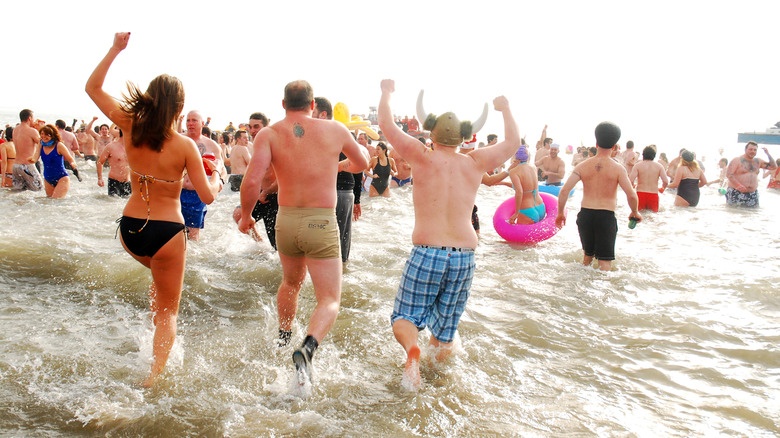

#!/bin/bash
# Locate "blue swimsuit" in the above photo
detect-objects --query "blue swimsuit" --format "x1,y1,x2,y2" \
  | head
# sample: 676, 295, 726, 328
516, 188, 546, 223
41, 144, 69, 187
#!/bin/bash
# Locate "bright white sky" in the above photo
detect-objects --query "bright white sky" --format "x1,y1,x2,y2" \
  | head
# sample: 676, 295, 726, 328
4, 0, 780, 160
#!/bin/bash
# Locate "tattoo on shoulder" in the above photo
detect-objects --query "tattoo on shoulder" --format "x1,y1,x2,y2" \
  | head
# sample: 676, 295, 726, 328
293, 123, 304, 138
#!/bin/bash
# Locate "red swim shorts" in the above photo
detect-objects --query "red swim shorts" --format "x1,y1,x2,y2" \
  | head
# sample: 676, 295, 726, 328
637, 191, 659, 212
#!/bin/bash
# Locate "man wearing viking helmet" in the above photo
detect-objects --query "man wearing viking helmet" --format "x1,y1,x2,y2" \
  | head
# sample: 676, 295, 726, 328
378, 80, 521, 390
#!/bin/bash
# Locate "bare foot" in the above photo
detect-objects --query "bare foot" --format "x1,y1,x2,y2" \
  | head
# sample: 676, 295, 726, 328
401, 345, 421, 391
140, 374, 156, 388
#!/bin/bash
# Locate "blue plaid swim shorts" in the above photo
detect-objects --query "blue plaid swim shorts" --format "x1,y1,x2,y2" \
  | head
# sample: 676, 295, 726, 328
391, 245, 476, 343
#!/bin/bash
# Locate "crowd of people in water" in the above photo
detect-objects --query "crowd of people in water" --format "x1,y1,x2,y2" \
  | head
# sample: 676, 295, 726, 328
2, 32, 778, 392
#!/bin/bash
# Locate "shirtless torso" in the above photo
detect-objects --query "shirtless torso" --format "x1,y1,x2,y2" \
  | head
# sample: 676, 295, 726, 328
228, 144, 251, 175
390, 149, 412, 181
12, 121, 39, 164
630, 159, 668, 194
244, 111, 367, 210
77, 130, 96, 157
537, 154, 565, 185
727, 154, 768, 193
97, 138, 130, 183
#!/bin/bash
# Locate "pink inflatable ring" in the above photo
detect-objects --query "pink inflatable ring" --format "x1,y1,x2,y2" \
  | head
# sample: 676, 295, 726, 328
492, 192, 564, 243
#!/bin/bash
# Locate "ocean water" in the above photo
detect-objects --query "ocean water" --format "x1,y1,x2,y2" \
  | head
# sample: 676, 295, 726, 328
1, 152, 778, 437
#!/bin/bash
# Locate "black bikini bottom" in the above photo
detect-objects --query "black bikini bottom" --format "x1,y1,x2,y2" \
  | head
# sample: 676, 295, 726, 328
119, 216, 186, 257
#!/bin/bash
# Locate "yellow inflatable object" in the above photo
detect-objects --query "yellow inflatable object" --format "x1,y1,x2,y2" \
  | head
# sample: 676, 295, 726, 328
333, 102, 350, 125
334, 102, 380, 140
358, 125, 380, 140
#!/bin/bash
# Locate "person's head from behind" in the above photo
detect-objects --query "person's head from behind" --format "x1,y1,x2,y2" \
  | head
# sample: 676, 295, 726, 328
515, 145, 529, 163
626, 140, 634, 150
681, 150, 698, 170
20, 109, 33, 123
4, 126, 13, 142
283, 80, 313, 111
39, 124, 61, 144
589, 146, 597, 156
313, 97, 333, 120
642, 145, 656, 161
55, 119, 67, 130
660, 152, 668, 161
594, 122, 621, 149
121, 73, 185, 152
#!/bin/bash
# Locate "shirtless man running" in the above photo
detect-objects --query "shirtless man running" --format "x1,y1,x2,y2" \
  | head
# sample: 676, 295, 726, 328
90, 121, 114, 158
238, 80, 368, 385
11, 109, 44, 191
226, 130, 251, 191
97, 128, 131, 197
379, 79, 519, 390
556, 122, 640, 271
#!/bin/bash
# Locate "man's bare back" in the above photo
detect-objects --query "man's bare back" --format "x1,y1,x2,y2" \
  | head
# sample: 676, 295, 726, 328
229, 144, 251, 175
266, 115, 365, 208
13, 123, 39, 163
379, 80, 520, 249
630, 160, 668, 193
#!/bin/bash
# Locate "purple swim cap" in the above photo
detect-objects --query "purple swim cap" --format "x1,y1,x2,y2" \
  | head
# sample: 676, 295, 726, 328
515, 146, 529, 162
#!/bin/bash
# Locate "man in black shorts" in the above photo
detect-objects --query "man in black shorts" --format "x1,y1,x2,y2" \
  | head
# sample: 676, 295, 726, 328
555, 122, 640, 271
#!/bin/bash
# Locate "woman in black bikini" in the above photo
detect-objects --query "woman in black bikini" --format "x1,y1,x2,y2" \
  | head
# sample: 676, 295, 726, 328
86, 32, 223, 387
368, 142, 396, 197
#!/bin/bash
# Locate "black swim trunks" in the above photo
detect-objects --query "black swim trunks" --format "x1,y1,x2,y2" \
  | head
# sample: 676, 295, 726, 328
576, 208, 617, 261
108, 178, 131, 197
228, 174, 243, 192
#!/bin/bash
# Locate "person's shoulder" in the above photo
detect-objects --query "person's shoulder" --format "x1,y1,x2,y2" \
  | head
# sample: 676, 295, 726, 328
172, 132, 197, 150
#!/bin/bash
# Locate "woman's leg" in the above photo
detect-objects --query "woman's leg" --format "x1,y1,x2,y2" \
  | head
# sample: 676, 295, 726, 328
44, 181, 55, 197
51, 177, 70, 199
142, 230, 187, 387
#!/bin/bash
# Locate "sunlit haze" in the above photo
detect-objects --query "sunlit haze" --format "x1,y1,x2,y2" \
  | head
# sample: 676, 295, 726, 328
4, 0, 779, 160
